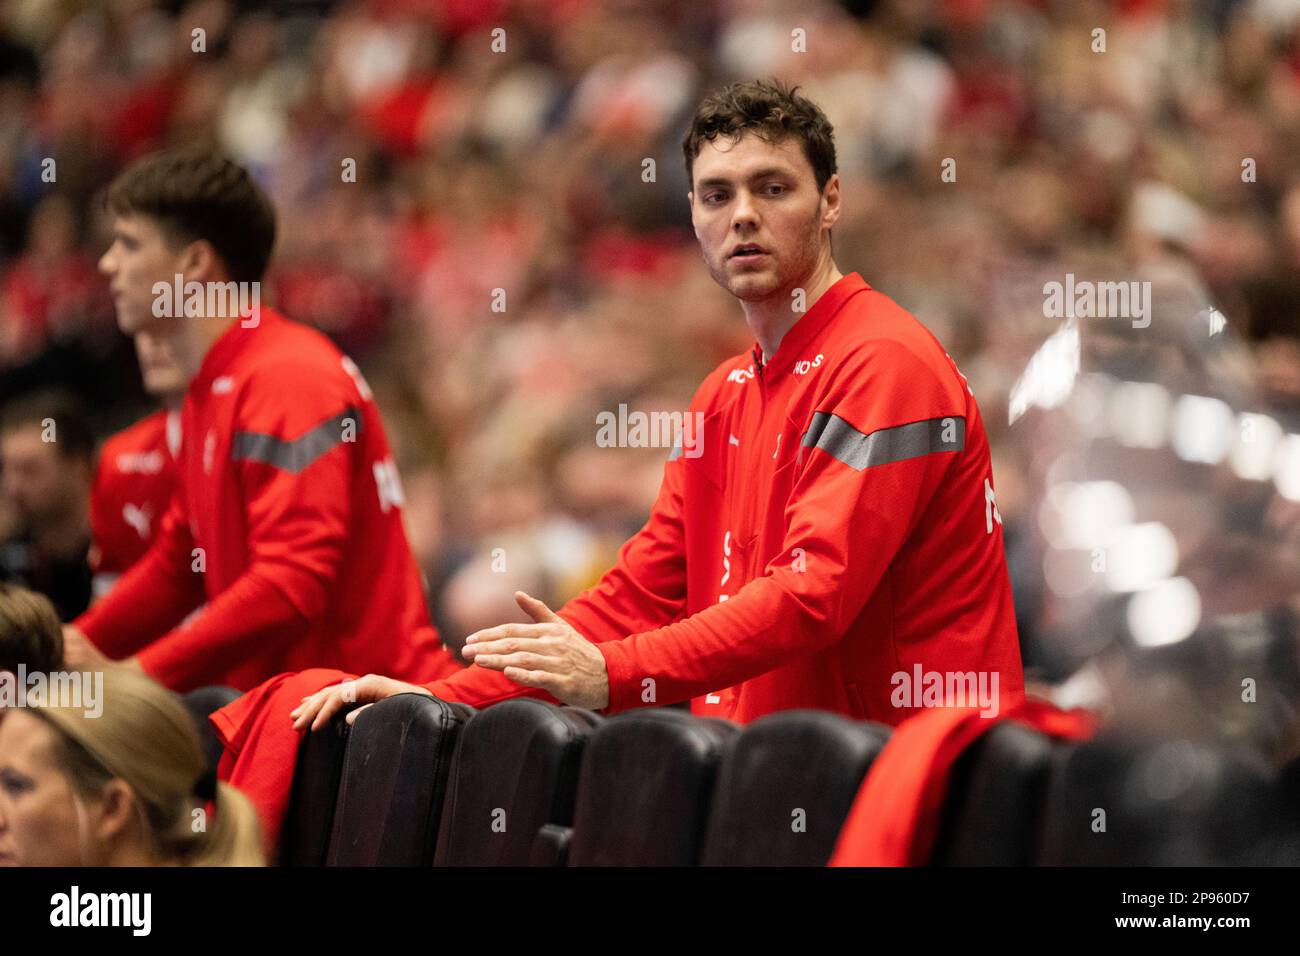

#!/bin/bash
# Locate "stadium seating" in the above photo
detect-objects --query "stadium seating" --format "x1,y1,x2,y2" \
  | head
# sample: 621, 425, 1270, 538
265, 691, 1300, 867
929, 722, 1063, 866
326, 693, 475, 866
279, 707, 352, 867
529, 823, 572, 867
434, 700, 601, 866
699, 710, 891, 866
543, 709, 738, 866
1037, 732, 1282, 865
181, 685, 241, 779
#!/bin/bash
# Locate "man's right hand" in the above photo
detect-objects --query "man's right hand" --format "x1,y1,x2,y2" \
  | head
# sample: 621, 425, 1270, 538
290, 674, 434, 732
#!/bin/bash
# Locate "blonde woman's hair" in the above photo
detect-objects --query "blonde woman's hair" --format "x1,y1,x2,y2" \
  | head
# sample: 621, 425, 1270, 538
30, 665, 264, 866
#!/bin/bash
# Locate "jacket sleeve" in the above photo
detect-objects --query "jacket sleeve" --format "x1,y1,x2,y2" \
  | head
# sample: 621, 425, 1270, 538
595, 342, 968, 713
87, 448, 112, 576
75, 489, 205, 656
134, 369, 357, 690
421, 447, 690, 708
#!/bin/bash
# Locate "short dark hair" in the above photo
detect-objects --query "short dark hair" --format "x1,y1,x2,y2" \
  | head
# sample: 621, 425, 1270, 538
104, 148, 277, 284
683, 79, 838, 193
0, 389, 97, 462
0, 583, 64, 673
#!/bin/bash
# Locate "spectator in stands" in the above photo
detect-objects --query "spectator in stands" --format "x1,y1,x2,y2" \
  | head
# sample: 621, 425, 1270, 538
0, 390, 95, 620
0, 665, 264, 866
0, 582, 63, 681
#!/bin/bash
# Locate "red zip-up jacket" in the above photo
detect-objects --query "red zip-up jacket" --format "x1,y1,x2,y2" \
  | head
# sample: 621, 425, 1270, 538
423, 272, 1024, 725
75, 308, 458, 692
89, 409, 180, 598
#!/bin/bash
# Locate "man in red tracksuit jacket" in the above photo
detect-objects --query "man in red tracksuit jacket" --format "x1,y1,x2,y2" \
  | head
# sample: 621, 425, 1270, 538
88, 331, 186, 600
89, 407, 178, 599
292, 79, 1024, 732
64, 149, 454, 691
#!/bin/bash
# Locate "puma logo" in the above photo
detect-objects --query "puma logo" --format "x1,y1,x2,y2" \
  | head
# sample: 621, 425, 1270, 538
122, 503, 152, 540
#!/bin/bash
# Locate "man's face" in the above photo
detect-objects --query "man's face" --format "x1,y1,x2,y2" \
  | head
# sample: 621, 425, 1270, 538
0, 426, 88, 528
98, 214, 186, 336
689, 132, 840, 303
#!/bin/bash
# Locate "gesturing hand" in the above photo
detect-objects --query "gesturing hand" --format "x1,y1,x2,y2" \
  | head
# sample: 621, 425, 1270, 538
462, 591, 609, 710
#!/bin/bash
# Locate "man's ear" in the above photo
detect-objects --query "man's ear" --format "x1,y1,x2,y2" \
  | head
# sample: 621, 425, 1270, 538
821, 174, 842, 231
179, 238, 220, 284
687, 191, 698, 236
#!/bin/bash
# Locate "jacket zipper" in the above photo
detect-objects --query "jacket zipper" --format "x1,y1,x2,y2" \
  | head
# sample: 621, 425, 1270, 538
744, 347, 768, 578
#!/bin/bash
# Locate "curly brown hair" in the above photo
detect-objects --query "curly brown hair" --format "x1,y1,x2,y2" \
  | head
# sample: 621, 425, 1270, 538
682, 78, 838, 193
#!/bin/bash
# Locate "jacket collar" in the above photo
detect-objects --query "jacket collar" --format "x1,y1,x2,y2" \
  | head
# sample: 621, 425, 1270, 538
752, 272, 871, 377
191, 307, 280, 396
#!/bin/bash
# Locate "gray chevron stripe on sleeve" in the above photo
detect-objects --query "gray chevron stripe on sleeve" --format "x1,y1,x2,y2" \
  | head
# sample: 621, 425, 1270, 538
800, 412, 965, 471
231, 406, 362, 474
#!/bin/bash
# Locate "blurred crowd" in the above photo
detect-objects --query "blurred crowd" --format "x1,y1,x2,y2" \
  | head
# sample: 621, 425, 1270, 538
3, 0, 1300, 681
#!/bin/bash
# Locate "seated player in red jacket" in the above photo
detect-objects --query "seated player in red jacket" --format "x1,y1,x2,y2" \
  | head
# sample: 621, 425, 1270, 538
293, 79, 1024, 730
88, 330, 185, 602
62, 148, 457, 692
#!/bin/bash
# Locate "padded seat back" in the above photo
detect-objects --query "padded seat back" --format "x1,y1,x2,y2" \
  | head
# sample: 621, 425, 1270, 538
566, 709, 736, 866
280, 714, 351, 867
180, 685, 242, 778
326, 693, 475, 866
1038, 732, 1279, 865
434, 700, 602, 865
700, 710, 890, 866
930, 722, 1058, 866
